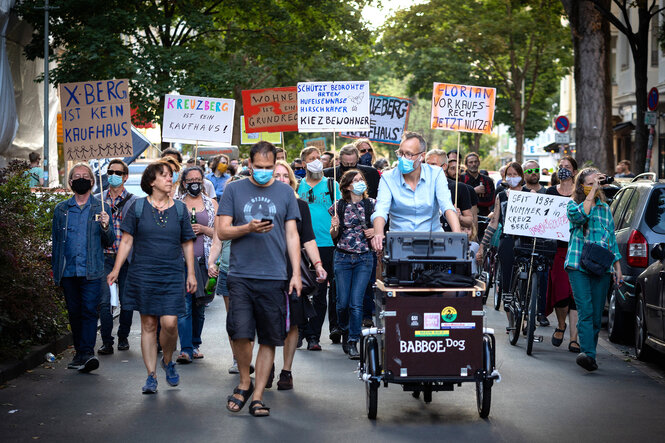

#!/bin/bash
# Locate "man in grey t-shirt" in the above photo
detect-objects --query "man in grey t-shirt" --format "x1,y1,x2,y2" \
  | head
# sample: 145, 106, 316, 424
217, 141, 301, 417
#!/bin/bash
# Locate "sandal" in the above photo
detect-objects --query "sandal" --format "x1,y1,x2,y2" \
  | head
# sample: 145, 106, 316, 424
249, 400, 270, 417
551, 324, 567, 347
568, 340, 580, 353
226, 382, 254, 413
176, 352, 192, 364
193, 348, 204, 359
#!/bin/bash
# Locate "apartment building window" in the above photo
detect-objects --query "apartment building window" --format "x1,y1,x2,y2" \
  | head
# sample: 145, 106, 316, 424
621, 34, 630, 71
652, 20, 659, 67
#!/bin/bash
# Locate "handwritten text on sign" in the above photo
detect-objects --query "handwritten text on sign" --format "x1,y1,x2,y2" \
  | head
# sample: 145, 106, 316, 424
297, 81, 370, 132
341, 94, 411, 145
503, 191, 571, 242
162, 94, 235, 144
241, 87, 297, 133
430, 83, 496, 134
59, 79, 133, 161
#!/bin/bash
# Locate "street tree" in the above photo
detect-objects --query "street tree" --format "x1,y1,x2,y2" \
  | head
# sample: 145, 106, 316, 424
382, 0, 572, 164
590, 0, 665, 174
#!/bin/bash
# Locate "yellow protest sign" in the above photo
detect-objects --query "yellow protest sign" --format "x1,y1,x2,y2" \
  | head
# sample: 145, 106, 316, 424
240, 116, 282, 145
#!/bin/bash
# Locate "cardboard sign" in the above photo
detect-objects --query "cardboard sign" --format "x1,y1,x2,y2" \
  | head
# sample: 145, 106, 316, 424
430, 82, 496, 134
241, 87, 298, 133
303, 137, 326, 152
59, 79, 133, 161
162, 94, 235, 144
503, 191, 571, 242
297, 81, 370, 132
240, 116, 282, 145
340, 94, 411, 145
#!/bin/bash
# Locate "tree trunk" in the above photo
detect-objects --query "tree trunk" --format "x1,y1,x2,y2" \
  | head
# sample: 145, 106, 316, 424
232, 84, 243, 147
513, 101, 524, 164
562, 0, 613, 173
632, 6, 652, 174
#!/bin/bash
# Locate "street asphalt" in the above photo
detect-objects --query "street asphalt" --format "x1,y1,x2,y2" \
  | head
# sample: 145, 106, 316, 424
2, 291, 665, 442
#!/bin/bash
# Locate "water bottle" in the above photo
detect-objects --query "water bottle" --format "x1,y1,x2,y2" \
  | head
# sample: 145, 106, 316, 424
45, 352, 55, 362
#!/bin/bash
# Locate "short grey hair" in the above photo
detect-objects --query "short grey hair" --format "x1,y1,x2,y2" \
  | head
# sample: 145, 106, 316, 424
401, 131, 427, 152
425, 149, 447, 165
339, 144, 359, 159
522, 159, 539, 169
68, 162, 95, 181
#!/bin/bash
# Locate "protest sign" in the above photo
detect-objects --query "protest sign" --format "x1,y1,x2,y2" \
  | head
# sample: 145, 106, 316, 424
297, 81, 370, 132
162, 94, 235, 145
304, 137, 326, 152
240, 117, 282, 145
59, 79, 133, 161
341, 94, 411, 145
503, 191, 571, 242
241, 87, 298, 133
430, 83, 496, 134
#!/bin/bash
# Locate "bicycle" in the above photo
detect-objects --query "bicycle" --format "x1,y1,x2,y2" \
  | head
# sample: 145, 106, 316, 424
505, 237, 555, 355
482, 245, 501, 308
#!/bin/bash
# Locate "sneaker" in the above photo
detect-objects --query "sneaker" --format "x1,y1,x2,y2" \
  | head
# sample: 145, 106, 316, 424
329, 328, 342, 344
576, 353, 598, 372
117, 338, 130, 351
537, 314, 550, 327
347, 342, 360, 360
228, 359, 239, 374
78, 355, 99, 373
67, 354, 83, 370
307, 337, 322, 351
142, 373, 158, 394
161, 358, 180, 386
297, 334, 304, 349
265, 363, 275, 389
97, 343, 114, 355
277, 370, 293, 390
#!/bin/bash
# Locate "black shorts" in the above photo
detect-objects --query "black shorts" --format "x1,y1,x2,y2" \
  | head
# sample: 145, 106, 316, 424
226, 276, 287, 346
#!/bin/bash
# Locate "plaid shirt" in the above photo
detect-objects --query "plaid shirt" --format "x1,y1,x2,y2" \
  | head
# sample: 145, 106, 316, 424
104, 189, 128, 254
564, 199, 621, 272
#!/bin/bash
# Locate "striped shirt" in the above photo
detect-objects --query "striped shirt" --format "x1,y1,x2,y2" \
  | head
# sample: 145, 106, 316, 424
564, 199, 621, 272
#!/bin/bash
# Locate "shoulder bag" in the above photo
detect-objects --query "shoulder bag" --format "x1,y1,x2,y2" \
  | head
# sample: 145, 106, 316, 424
580, 221, 615, 276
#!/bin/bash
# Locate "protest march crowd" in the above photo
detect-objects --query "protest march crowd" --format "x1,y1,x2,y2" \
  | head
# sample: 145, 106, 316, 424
51, 131, 622, 417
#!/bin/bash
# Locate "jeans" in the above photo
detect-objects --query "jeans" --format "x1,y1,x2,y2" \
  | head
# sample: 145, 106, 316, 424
304, 246, 336, 340
567, 269, 612, 359
177, 259, 207, 357
362, 253, 377, 320
61, 277, 102, 357
334, 250, 374, 343
99, 254, 133, 344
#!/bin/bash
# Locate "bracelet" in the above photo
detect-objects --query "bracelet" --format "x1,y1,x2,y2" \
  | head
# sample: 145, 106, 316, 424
313, 260, 322, 267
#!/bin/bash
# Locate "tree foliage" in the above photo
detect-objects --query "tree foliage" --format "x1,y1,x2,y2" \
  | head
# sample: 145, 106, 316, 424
382, 0, 572, 163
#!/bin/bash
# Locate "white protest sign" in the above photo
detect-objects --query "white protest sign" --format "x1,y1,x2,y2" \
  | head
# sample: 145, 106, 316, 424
503, 191, 571, 242
297, 81, 370, 132
430, 82, 496, 134
162, 94, 235, 144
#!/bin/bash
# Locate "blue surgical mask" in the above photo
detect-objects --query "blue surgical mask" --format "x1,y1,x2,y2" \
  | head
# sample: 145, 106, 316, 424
107, 174, 123, 187
253, 168, 273, 185
398, 156, 415, 175
172, 172, 179, 183
352, 181, 367, 195
294, 169, 306, 179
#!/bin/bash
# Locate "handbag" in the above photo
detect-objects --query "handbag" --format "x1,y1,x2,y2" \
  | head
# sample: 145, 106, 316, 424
289, 290, 317, 325
192, 257, 214, 306
300, 248, 318, 296
580, 242, 615, 276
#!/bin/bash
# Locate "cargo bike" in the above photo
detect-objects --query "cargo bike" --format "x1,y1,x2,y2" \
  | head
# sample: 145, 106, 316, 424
359, 232, 500, 419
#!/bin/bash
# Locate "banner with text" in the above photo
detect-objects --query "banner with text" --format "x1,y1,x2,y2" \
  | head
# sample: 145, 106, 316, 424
341, 94, 411, 145
430, 83, 496, 134
297, 81, 370, 132
240, 116, 282, 145
59, 79, 133, 161
503, 191, 571, 242
162, 94, 235, 144
241, 87, 297, 133
303, 137, 326, 152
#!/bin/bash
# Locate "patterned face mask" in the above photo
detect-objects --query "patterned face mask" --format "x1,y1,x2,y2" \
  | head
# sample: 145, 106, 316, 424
558, 168, 573, 180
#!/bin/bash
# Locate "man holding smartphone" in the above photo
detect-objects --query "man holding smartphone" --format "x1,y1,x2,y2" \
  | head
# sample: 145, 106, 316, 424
217, 141, 302, 417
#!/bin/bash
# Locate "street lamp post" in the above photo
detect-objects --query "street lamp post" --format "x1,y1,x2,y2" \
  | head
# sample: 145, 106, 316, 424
35, 0, 56, 186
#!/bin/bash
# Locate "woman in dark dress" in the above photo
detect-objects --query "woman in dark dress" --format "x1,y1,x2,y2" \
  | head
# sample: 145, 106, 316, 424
108, 160, 197, 393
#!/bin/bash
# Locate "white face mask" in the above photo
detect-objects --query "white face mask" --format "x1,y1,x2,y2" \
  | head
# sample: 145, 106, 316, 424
506, 176, 522, 188
306, 159, 323, 173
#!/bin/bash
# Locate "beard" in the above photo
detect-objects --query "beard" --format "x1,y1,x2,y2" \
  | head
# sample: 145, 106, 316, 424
307, 170, 324, 180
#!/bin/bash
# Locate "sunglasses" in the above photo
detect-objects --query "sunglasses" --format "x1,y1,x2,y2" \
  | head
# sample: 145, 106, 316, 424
294, 167, 304, 171
307, 189, 315, 203
524, 168, 540, 174
359, 148, 373, 154
107, 170, 125, 176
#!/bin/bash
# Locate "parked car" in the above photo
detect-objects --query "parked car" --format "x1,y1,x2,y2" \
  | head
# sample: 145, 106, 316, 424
634, 243, 665, 360
607, 173, 665, 342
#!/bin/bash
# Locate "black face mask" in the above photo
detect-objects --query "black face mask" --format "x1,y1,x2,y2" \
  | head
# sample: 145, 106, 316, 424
71, 177, 92, 195
339, 163, 357, 174
186, 182, 202, 197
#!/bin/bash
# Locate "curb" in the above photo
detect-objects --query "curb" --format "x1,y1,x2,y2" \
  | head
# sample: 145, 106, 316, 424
0, 333, 73, 385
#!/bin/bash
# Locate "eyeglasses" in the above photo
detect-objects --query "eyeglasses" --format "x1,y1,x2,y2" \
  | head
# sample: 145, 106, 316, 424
395, 150, 422, 160
72, 174, 91, 180
359, 148, 373, 154
524, 168, 540, 174
107, 170, 125, 176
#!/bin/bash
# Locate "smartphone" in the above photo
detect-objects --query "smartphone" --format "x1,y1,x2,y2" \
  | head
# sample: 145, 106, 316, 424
260, 218, 273, 225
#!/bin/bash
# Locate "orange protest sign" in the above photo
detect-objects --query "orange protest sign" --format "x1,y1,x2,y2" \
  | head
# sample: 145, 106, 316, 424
430, 83, 496, 134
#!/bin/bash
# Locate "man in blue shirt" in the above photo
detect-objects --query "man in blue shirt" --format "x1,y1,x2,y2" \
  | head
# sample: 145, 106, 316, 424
371, 132, 461, 252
